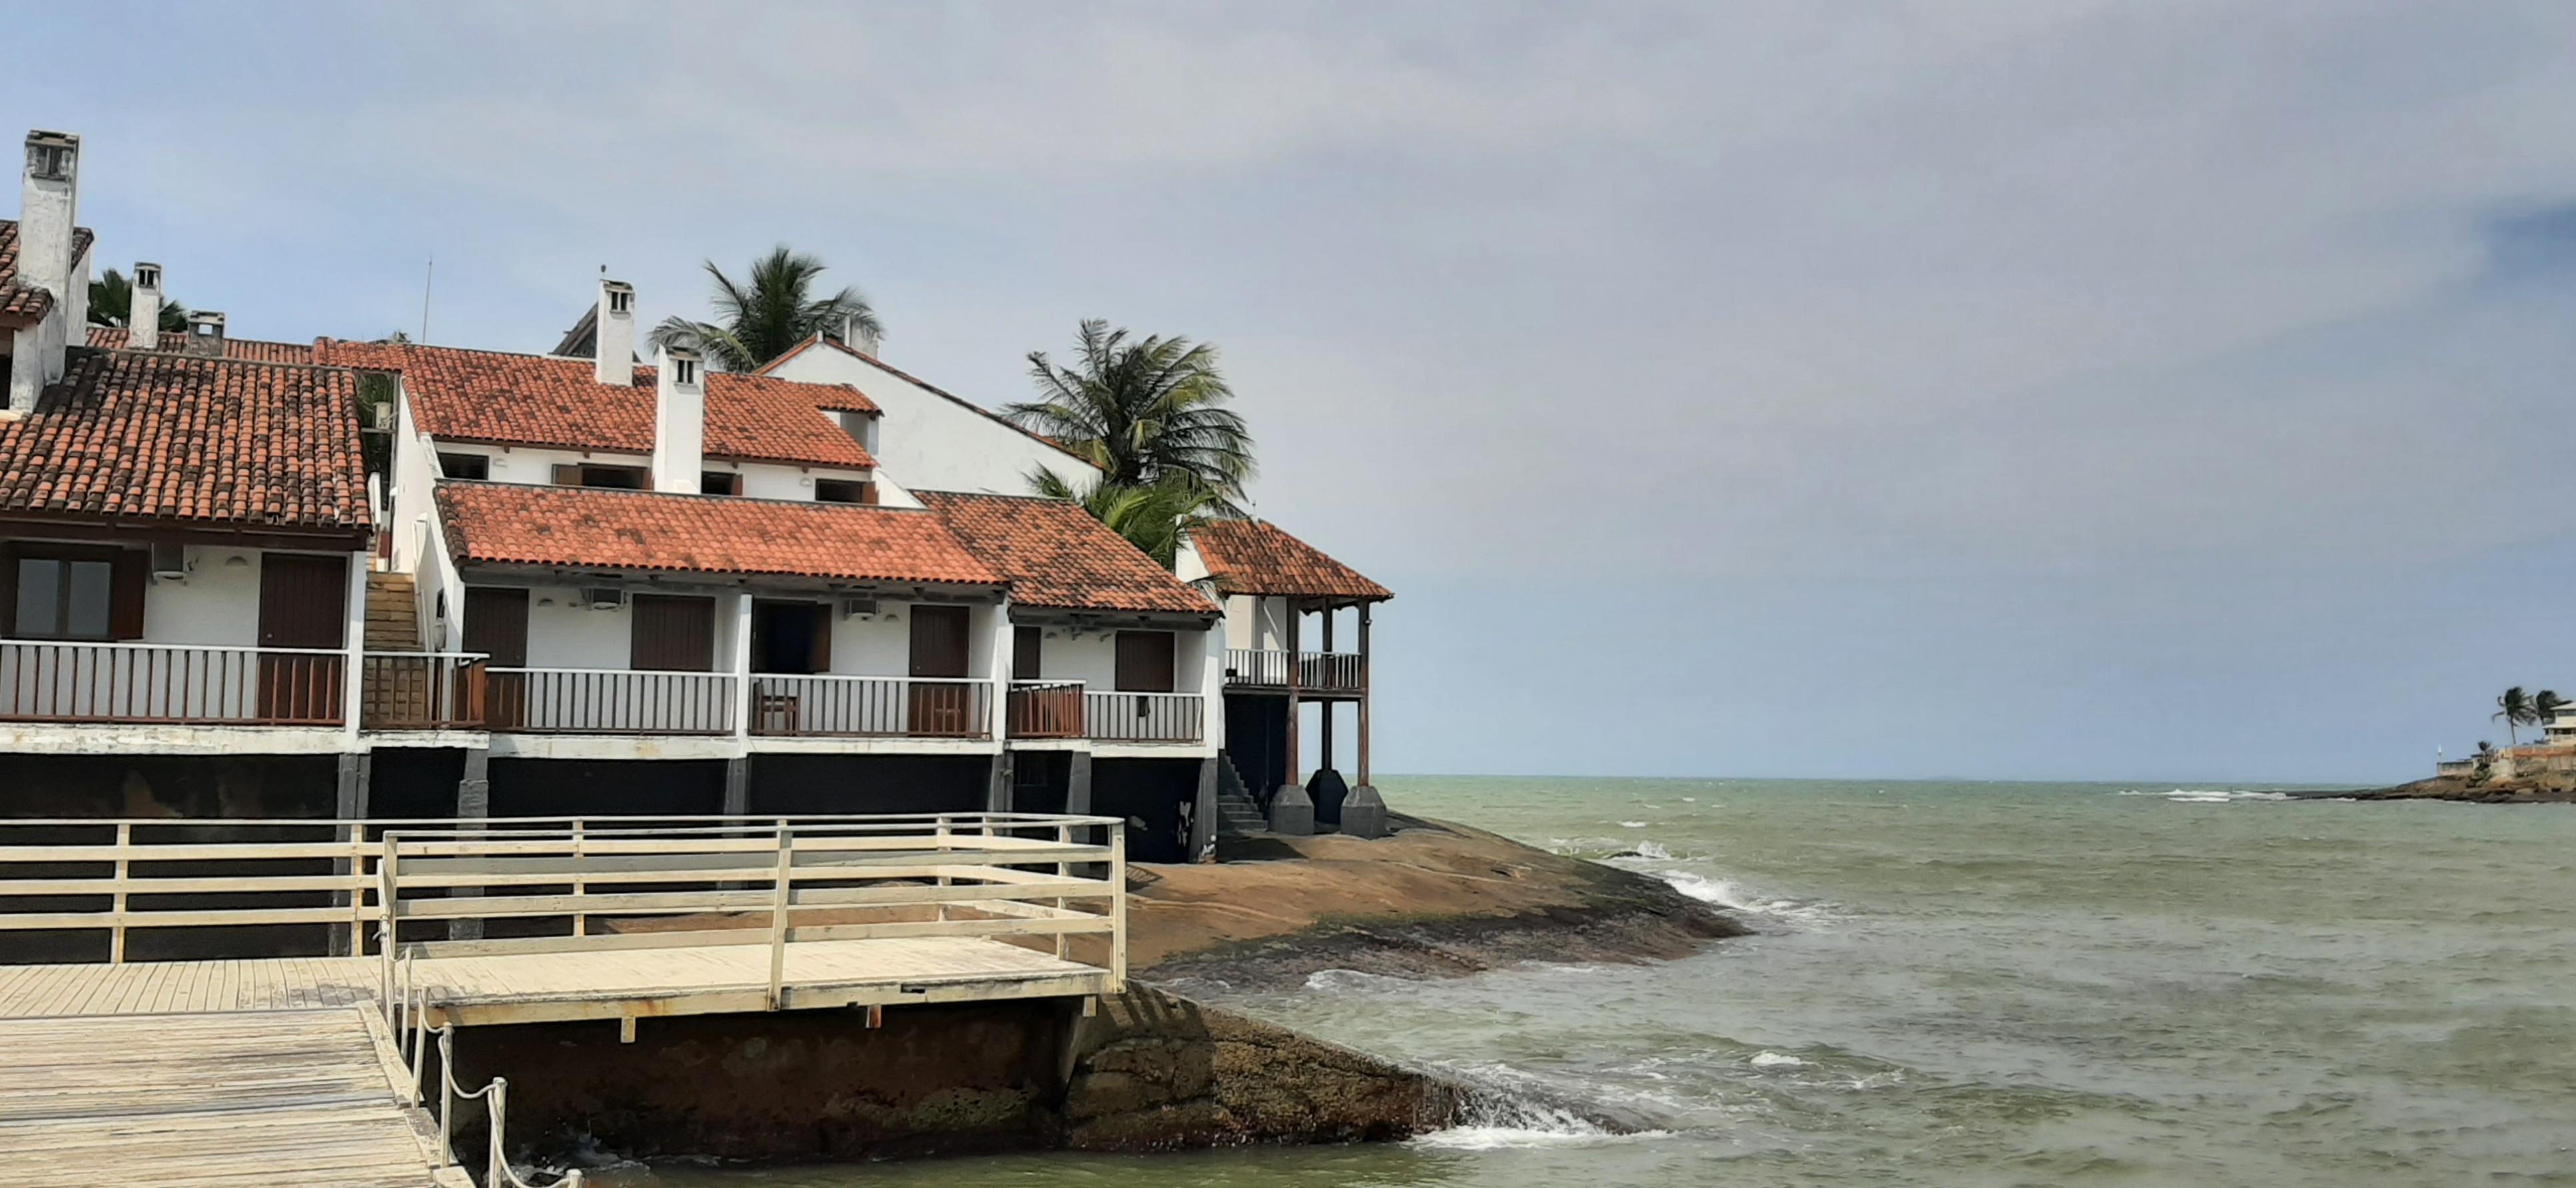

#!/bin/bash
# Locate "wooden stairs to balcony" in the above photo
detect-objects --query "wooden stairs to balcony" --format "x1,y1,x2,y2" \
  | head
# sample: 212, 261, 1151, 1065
363, 572, 421, 652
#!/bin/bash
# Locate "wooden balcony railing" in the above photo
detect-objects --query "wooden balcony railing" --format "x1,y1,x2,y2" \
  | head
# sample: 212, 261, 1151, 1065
1007, 680, 1085, 739
0, 641, 346, 727
1084, 691, 1204, 743
749, 675, 993, 739
1222, 647, 1363, 694
361, 653, 487, 731
485, 667, 735, 735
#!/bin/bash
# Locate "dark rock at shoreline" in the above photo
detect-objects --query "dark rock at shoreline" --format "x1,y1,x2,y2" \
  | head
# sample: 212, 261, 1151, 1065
2305, 776, 2576, 804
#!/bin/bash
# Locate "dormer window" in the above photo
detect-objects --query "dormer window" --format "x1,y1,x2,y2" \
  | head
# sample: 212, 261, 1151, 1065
673, 358, 699, 386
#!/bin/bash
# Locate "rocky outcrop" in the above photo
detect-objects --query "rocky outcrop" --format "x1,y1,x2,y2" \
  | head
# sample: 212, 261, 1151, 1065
1063, 986, 1461, 1149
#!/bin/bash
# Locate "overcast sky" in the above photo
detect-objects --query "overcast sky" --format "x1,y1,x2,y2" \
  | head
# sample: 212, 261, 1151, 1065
31, 3, 2576, 782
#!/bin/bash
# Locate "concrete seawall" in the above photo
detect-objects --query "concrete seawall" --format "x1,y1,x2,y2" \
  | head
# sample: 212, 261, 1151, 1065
449, 986, 1464, 1165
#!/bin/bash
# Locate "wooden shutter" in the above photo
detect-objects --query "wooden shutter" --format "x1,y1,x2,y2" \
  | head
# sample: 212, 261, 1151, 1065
1013, 625, 1041, 681
858, 481, 879, 505
256, 553, 350, 649
907, 605, 970, 678
1114, 630, 1176, 693
631, 594, 716, 672
461, 587, 530, 666
0, 543, 17, 638
553, 464, 582, 485
109, 548, 147, 640
807, 602, 833, 672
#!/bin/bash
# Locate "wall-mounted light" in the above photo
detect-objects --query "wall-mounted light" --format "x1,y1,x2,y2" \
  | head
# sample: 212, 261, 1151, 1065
537, 597, 556, 607
222, 554, 250, 568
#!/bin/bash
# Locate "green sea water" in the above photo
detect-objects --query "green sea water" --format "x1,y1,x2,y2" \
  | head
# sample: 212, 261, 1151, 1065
593, 776, 2576, 1187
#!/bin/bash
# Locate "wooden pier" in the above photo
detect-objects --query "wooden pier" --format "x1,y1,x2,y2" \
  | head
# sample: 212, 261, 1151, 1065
0, 813, 1128, 1187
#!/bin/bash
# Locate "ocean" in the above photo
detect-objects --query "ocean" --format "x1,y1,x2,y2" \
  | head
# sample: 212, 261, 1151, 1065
595, 776, 2576, 1186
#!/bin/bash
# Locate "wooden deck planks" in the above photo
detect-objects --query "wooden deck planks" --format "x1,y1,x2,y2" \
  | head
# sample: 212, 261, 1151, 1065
0, 1008, 445, 1188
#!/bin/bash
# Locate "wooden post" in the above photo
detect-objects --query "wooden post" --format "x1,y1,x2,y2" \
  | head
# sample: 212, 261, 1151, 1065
1357, 603, 1372, 787
109, 822, 129, 964
1318, 607, 1334, 774
1108, 824, 1127, 992
1053, 822, 1071, 960
935, 816, 951, 922
765, 820, 793, 1010
570, 820, 588, 938
1268, 599, 1314, 834
1283, 601, 1301, 788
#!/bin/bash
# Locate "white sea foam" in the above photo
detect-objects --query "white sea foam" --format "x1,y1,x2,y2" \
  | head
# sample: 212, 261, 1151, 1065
1657, 871, 1837, 924
1630, 839, 1678, 861
1303, 968, 1406, 993
1749, 1051, 1809, 1067
1619, 820, 1650, 828
1414, 1095, 1659, 1150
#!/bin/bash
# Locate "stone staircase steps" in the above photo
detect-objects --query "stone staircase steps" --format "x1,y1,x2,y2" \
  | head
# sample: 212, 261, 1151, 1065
1214, 753, 1268, 835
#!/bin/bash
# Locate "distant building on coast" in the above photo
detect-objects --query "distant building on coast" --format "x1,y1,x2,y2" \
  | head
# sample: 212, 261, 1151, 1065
0, 128, 1390, 860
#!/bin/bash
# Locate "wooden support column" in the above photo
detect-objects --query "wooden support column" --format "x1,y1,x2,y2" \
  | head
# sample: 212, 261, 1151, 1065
1268, 598, 1313, 834
330, 752, 370, 956
450, 747, 489, 940
1318, 607, 1334, 774
1342, 601, 1388, 839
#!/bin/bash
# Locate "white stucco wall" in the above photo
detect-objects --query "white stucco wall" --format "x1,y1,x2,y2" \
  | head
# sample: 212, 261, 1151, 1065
761, 344, 1094, 497
427, 442, 870, 499
0, 542, 355, 649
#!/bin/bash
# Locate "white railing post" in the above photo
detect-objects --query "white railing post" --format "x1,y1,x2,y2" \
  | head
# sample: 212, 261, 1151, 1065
765, 820, 793, 1010
1108, 823, 1127, 992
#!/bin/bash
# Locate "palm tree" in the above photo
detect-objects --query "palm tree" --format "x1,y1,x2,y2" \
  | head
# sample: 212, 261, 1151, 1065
647, 246, 877, 372
1005, 320, 1254, 511
2533, 689, 2566, 735
1030, 469, 1220, 569
2495, 687, 2533, 746
86, 268, 189, 332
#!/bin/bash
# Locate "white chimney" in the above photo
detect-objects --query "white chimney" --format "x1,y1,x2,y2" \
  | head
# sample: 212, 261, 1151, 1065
651, 344, 705, 493
186, 310, 225, 358
841, 312, 879, 359
8, 130, 79, 412
130, 262, 163, 351
594, 278, 635, 385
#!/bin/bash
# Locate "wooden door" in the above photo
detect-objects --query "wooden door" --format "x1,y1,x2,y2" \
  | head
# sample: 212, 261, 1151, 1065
1114, 631, 1176, 692
908, 605, 972, 736
256, 553, 348, 723
464, 587, 530, 729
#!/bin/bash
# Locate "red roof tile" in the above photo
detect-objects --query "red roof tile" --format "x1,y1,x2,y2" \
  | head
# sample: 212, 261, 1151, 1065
1187, 519, 1390, 601
87, 325, 316, 364
313, 341, 877, 469
0, 350, 370, 535
436, 483, 1000, 585
917, 491, 1215, 616
0, 220, 95, 326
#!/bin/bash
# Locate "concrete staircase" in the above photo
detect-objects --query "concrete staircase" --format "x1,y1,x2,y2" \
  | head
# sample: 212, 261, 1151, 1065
363, 571, 422, 652
1213, 753, 1268, 836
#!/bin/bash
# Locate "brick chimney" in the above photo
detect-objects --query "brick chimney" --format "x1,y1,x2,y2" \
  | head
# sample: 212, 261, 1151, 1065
595, 278, 634, 385
130, 262, 163, 351
185, 310, 225, 358
7, 130, 79, 412
651, 344, 705, 493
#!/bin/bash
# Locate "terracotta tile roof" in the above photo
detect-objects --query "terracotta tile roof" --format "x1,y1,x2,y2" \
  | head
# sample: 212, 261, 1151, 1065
0, 220, 95, 326
436, 482, 1000, 585
1187, 519, 1390, 601
917, 490, 1216, 616
312, 340, 877, 469
0, 350, 370, 535
87, 326, 316, 364
758, 334, 1097, 465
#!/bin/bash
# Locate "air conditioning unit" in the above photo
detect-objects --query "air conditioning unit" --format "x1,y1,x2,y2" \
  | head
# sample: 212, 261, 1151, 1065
839, 597, 880, 620
148, 543, 187, 583
580, 587, 627, 611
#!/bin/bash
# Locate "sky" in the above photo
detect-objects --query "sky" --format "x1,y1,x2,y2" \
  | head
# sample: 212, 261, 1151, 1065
24, 2, 2576, 783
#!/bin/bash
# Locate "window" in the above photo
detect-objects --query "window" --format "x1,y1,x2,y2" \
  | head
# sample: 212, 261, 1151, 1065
607, 288, 632, 314
5, 545, 141, 641
551, 463, 649, 489
700, 471, 742, 496
814, 479, 875, 505
438, 451, 490, 480
672, 358, 699, 385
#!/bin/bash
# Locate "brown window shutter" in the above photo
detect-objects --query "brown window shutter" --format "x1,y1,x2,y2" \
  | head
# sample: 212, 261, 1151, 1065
807, 602, 833, 672
858, 481, 879, 505
0, 543, 18, 637
109, 548, 149, 640
1013, 625, 1041, 681
554, 463, 582, 485
1114, 630, 1176, 693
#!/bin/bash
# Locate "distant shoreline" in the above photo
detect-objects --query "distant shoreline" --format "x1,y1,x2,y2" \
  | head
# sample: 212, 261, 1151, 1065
2298, 776, 2576, 805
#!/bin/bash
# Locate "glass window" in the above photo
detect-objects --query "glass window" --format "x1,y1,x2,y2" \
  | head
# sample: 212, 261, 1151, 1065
65, 561, 111, 637
14, 559, 59, 637
437, 452, 490, 480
